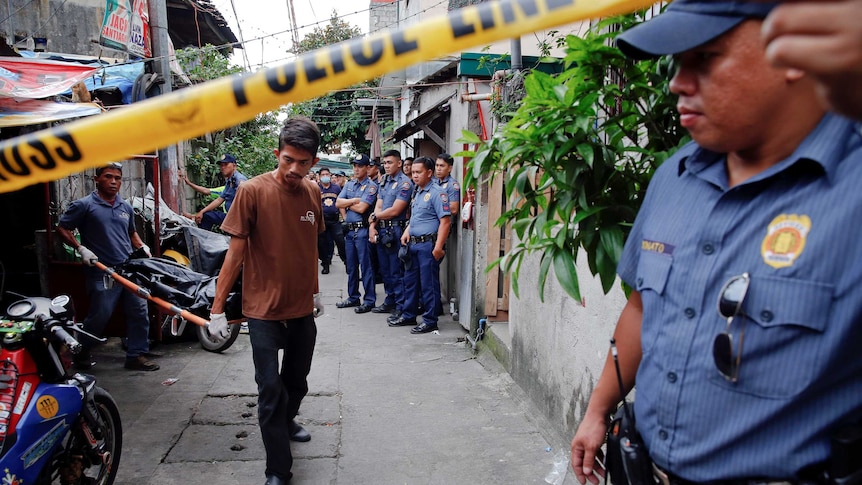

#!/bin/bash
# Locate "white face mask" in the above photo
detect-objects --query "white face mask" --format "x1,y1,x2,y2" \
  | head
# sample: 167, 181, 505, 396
320, 176, 331, 184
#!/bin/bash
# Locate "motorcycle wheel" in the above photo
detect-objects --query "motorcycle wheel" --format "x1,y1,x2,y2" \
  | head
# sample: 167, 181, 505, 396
49, 387, 122, 485
196, 320, 241, 353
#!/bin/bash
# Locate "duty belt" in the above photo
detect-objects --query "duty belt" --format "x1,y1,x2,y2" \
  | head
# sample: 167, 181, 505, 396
653, 464, 795, 485
410, 234, 436, 243
345, 221, 367, 231
378, 220, 407, 228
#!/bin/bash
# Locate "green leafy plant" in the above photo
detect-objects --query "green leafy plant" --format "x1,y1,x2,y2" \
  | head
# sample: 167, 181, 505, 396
460, 11, 688, 302
176, 45, 285, 207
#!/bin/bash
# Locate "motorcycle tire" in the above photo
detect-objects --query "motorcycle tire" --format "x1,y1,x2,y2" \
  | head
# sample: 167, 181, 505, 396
47, 387, 122, 485
196, 320, 241, 353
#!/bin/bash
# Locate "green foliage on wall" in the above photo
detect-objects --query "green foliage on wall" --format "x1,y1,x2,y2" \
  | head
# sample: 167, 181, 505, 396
461, 12, 689, 302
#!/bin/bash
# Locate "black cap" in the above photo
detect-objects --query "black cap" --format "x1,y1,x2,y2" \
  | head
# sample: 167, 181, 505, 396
616, 0, 779, 60
352, 154, 371, 166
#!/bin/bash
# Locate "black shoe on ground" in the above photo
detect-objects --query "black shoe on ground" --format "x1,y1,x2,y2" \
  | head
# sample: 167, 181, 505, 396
386, 311, 403, 324
321, 265, 330, 275
388, 316, 417, 327
264, 474, 290, 485
72, 349, 94, 370
124, 355, 160, 371
288, 419, 311, 442
354, 304, 374, 314
410, 322, 438, 334
371, 303, 395, 314
336, 299, 360, 309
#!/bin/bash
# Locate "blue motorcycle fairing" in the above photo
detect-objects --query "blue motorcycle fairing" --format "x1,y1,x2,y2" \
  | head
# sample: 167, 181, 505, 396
0, 383, 83, 483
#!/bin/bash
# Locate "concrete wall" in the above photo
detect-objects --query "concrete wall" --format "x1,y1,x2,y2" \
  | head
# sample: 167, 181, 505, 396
0, 0, 113, 57
508, 250, 627, 438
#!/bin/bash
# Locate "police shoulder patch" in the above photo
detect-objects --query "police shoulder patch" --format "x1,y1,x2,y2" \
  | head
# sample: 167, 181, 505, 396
452, 182, 460, 190
440, 193, 449, 202
401, 182, 411, 190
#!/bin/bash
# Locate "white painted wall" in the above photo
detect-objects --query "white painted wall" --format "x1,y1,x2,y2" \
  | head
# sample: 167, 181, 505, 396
508, 249, 627, 438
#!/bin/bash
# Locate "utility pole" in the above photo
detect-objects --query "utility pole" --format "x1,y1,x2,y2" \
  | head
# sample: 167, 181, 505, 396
147, 0, 179, 211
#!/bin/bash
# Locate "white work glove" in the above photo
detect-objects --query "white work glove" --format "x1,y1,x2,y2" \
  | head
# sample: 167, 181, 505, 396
207, 313, 230, 339
313, 293, 324, 318
77, 245, 98, 266
141, 243, 152, 257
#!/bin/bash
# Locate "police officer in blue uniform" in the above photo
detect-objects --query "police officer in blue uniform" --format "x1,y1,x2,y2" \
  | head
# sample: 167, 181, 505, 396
369, 150, 413, 318
317, 166, 345, 274
335, 154, 378, 313
435, 153, 460, 216
390, 157, 451, 334
571, 2, 862, 484
194, 153, 247, 231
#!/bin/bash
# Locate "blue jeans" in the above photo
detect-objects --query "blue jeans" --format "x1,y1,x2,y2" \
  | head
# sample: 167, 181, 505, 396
376, 226, 404, 309
82, 269, 150, 358
200, 210, 226, 231
248, 315, 317, 482
345, 227, 376, 305
402, 240, 441, 325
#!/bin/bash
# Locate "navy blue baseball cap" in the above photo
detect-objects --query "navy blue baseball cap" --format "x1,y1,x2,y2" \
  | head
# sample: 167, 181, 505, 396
217, 153, 237, 164
616, 1, 779, 60
352, 154, 371, 166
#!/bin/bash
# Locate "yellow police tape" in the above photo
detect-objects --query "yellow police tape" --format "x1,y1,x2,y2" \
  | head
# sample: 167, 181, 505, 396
0, 0, 655, 193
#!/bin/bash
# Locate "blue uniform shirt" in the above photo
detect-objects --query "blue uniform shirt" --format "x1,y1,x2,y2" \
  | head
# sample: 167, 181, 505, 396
338, 177, 378, 223
618, 114, 862, 481
408, 183, 450, 236
221, 171, 247, 212
319, 183, 342, 217
378, 172, 413, 221
436, 175, 460, 207
58, 191, 135, 266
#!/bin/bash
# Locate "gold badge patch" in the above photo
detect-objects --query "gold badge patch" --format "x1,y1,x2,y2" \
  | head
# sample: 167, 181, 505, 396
423, 193, 431, 202
761, 214, 811, 269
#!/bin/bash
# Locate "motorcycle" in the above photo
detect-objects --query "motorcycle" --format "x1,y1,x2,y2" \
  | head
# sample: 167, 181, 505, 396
0, 294, 122, 484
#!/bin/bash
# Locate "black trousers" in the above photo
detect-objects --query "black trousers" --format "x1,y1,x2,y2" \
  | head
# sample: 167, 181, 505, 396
318, 216, 345, 265
248, 315, 317, 481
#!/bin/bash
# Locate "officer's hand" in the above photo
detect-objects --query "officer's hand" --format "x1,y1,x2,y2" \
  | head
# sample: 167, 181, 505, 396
369, 226, 378, 244
432, 247, 445, 261
400, 232, 410, 245
570, 411, 608, 485
77, 245, 98, 266
194, 212, 204, 224
313, 293, 324, 318
207, 313, 230, 339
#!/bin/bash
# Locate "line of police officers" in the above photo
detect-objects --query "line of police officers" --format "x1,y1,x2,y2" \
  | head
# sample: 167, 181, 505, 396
320, 150, 460, 334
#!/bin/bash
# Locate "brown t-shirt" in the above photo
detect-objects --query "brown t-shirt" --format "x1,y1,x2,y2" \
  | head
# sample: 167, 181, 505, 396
220, 173, 324, 320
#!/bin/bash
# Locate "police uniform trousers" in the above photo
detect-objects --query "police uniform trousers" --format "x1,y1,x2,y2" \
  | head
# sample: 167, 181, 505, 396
345, 227, 376, 305
402, 240, 441, 325
376, 226, 405, 310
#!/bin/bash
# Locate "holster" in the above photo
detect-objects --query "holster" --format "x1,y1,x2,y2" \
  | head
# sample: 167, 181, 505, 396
605, 402, 655, 485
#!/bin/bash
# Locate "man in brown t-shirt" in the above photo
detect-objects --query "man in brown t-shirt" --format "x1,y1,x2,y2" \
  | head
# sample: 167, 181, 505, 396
209, 116, 324, 485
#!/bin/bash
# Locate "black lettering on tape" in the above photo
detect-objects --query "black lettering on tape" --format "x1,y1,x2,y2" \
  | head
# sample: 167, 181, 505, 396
500, 0, 539, 23
232, 75, 249, 107
350, 38, 384, 67
450, 9, 476, 38
478, 3, 496, 29
266, 63, 298, 94
391, 31, 419, 56
25, 140, 56, 169
1, 146, 32, 177
547, 0, 576, 11
329, 45, 346, 74
303, 55, 327, 83
53, 132, 82, 164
